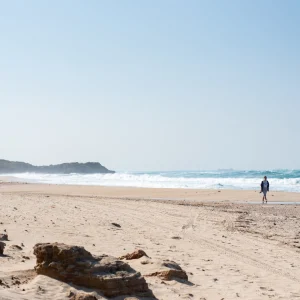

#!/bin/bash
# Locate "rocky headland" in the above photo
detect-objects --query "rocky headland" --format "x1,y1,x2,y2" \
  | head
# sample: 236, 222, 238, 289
0, 159, 114, 174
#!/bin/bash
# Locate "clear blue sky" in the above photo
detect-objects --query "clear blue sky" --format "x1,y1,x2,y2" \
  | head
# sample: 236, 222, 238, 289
1, 0, 299, 171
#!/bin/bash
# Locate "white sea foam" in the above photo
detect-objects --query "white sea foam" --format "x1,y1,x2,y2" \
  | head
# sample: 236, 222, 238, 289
1, 172, 300, 192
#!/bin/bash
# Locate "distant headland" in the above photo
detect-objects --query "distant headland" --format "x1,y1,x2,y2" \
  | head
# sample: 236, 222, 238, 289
0, 159, 115, 174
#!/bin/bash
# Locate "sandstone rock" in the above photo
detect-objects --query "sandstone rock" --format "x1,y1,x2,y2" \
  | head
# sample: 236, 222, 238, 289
145, 260, 188, 281
0, 234, 8, 241
120, 250, 148, 260
146, 269, 188, 281
68, 290, 98, 300
33, 243, 151, 297
0, 242, 5, 255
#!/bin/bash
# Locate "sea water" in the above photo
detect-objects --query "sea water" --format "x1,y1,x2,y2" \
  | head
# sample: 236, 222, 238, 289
1, 169, 300, 192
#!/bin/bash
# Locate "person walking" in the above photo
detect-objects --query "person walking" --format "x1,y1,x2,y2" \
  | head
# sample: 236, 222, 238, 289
260, 176, 269, 204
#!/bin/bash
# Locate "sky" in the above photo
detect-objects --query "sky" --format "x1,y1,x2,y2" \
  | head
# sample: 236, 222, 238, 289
0, 0, 299, 171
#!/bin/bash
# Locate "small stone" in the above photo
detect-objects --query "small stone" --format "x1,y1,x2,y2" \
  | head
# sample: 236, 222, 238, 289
120, 249, 148, 260
0, 242, 5, 255
146, 260, 188, 281
0, 234, 8, 241
10, 245, 23, 250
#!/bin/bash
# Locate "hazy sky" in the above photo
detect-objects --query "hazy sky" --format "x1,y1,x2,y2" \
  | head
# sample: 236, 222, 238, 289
1, 1, 299, 171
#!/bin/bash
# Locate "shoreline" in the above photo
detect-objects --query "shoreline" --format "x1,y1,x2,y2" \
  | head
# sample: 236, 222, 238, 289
1, 173, 300, 196
0, 180, 300, 203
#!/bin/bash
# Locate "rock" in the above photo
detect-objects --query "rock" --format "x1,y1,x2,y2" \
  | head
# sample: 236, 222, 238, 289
0, 159, 114, 174
120, 250, 148, 260
111, 223, 121, 228
0, 242, 5, 255
147, 269, 188, 281
33, 243, 151, 297
0, 234, 8, 241
10, 245, 22, 250
145, 260, 188, 281
68, 290, 98, 300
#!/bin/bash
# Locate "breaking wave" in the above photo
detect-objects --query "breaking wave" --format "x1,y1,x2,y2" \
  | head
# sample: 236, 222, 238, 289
2, 169, 300, 192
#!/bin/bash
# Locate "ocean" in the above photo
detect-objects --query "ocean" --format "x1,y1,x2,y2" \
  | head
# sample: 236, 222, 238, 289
2, 169, 300, 192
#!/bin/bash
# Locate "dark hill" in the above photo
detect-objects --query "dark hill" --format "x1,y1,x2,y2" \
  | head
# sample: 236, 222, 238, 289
0, 159, 114, 174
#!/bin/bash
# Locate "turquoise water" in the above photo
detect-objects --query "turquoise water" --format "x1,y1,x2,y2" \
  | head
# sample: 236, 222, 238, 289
134, 169, 300, 179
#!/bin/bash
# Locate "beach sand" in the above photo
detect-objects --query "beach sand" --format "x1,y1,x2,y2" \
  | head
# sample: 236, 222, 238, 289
1, 182, 300, 299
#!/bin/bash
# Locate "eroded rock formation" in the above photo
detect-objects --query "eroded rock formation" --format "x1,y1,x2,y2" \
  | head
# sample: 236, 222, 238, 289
33, 243, 151, 297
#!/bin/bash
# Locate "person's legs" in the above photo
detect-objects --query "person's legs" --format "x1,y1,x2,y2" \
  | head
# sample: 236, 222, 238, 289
263, 191, 267, 203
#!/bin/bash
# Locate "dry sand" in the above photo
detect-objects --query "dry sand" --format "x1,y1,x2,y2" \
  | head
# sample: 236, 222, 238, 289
1, 182, 300, 299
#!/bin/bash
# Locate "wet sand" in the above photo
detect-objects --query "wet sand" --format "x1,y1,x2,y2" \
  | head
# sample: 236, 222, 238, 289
0, 181, 299, 203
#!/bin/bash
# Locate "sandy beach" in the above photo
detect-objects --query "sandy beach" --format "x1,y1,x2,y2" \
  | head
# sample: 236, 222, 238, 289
2, 0, 299, 298
1, 182, 300, 300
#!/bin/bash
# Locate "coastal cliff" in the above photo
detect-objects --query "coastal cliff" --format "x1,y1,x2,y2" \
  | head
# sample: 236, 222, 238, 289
0, 159, 114, 174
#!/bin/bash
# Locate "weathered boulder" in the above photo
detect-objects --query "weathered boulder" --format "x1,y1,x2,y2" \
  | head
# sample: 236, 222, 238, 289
0, 234, 8, 241
146, 269, 188, 281
145, 260, 188, 281
0, 242, 5, 255
68, 290, 98, 300
33, 243, 151, 297
120, 250, 148, 260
